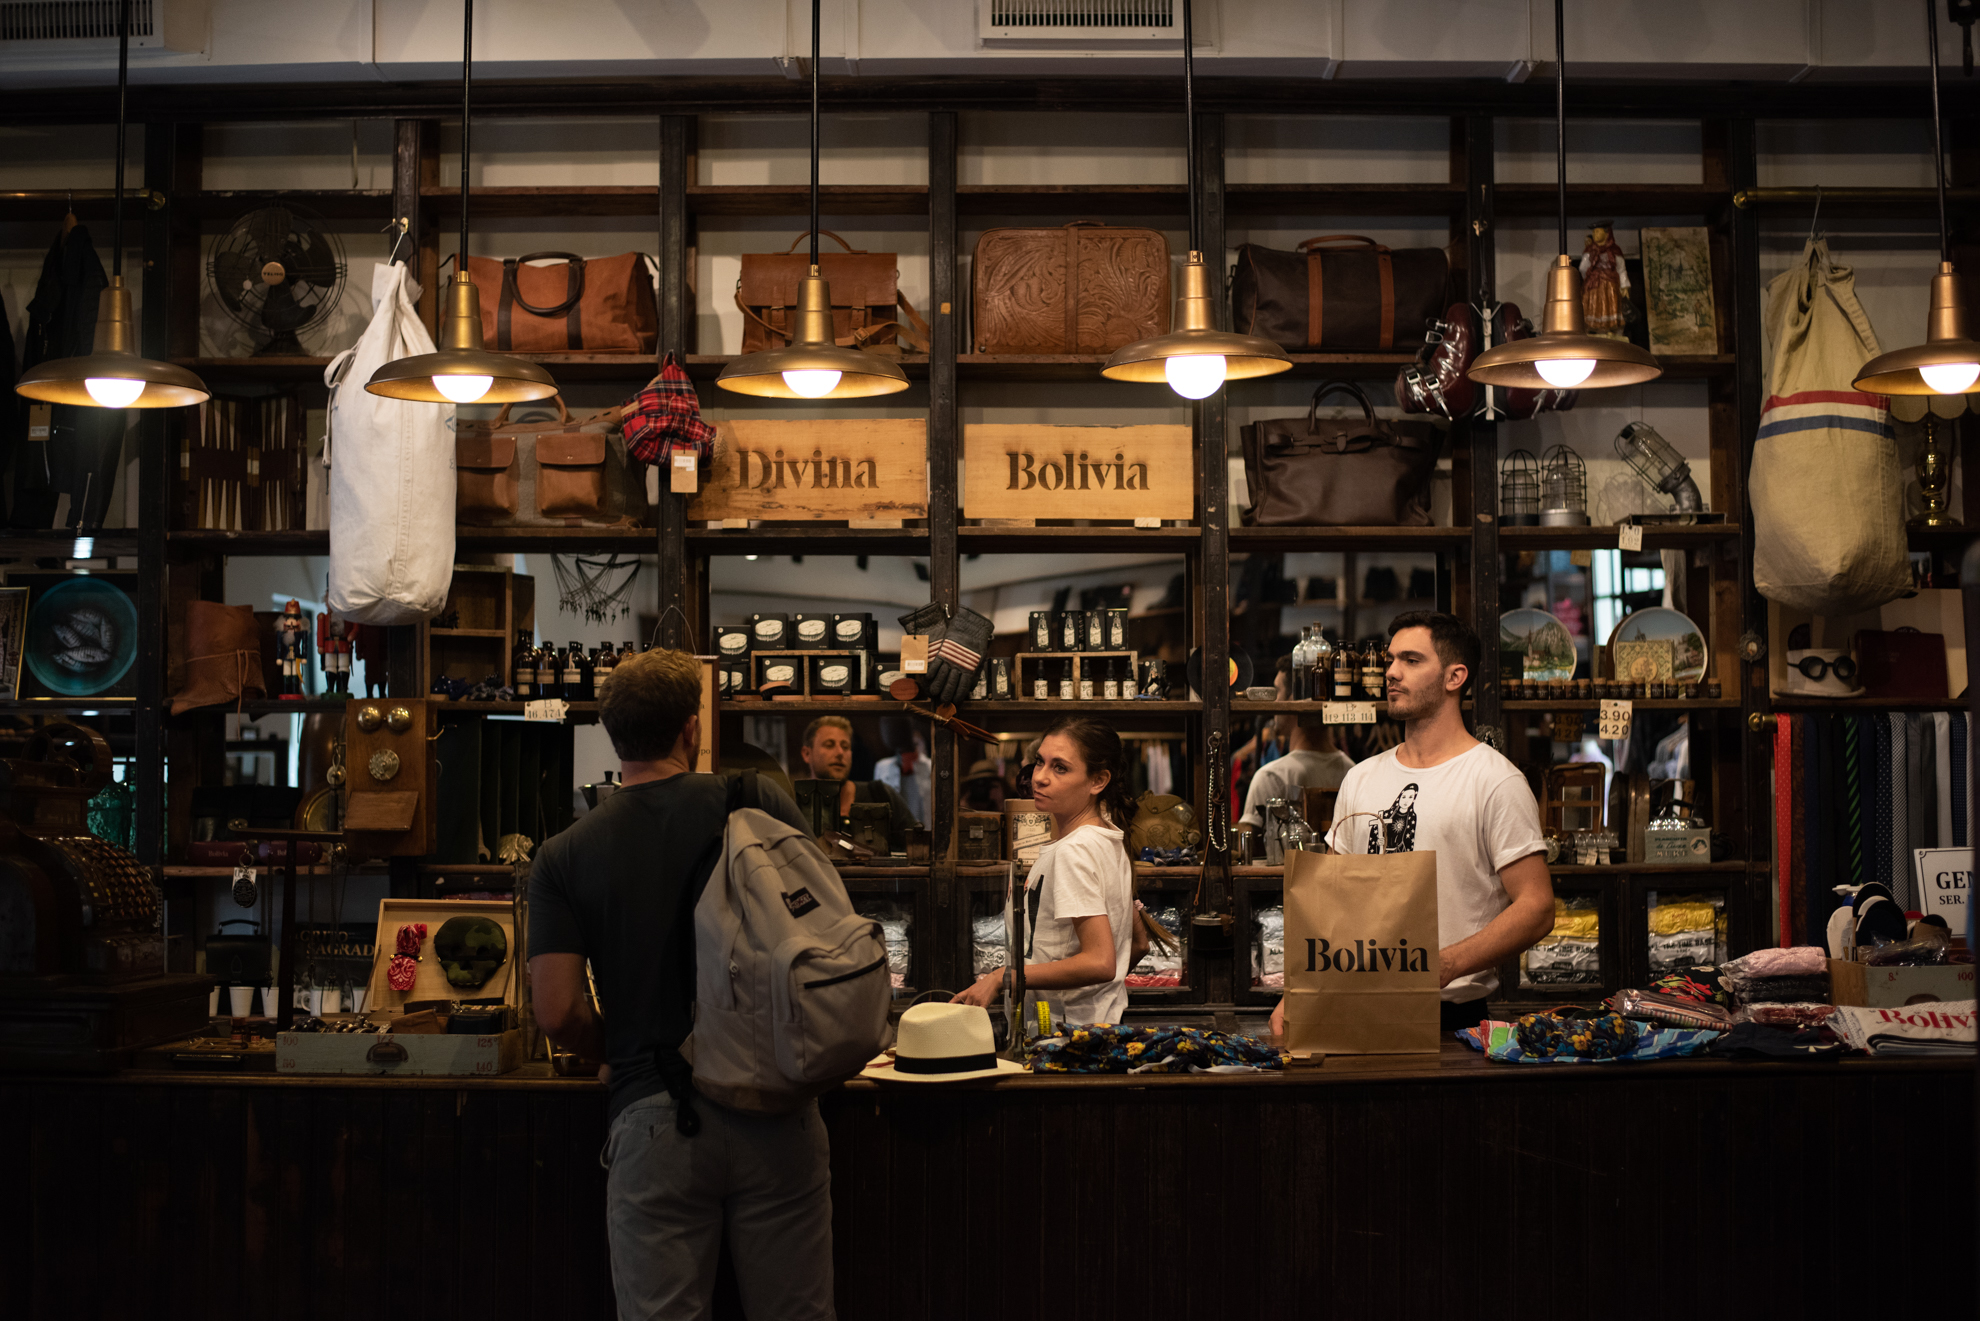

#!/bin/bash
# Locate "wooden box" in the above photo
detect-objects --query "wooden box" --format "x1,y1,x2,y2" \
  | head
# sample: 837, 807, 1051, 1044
958, 811, 1004, 861
1004, 800, 1052, 865
962, 424, 1192, 524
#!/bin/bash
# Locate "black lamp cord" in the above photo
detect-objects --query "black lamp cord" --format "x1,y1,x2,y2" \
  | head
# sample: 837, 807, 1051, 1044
1184, 0, 1199, 255
811, 0, 820, 268
462, 0, 474, 270
113, 0, 129, 277
1555, 0, 1567, 258
1929, 0, 1951, 265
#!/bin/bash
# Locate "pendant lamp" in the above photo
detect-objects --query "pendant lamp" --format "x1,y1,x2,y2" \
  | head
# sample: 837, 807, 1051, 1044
1101, 0, 1290, 397
15, 0, 208, 410
1853, 2, 1980, 396
365, 0, 556, 406
717, 0, 907, 399
1466, 0, 1661, 393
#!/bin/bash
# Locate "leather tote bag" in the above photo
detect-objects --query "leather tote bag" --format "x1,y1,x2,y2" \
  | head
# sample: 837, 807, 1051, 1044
1751, 239, 1911, 614
1232, 235, 1449, 351
462, 252, 657, 354
325, 263, 454, 624
971, 221, 1170, 354
738, 231, 929, 355
453, 395, 642, 528
1241, 382, 1441, 527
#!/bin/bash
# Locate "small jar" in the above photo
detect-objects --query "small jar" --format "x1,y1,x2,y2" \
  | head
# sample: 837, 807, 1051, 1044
1682, 681, 1699, 699
1634, 681, 1649, 700
1575, 679, 1591, 700
1706, 680, 1722, 699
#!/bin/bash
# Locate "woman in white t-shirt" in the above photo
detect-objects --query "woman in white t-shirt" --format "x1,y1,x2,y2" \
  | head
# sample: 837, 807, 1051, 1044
953, 717, 1139, 1025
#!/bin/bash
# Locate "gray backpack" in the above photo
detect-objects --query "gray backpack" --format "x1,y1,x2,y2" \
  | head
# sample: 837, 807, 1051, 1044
679, 776, 893, 1119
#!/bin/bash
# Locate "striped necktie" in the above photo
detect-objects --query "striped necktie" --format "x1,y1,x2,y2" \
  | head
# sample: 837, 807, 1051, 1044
1889, 714, 1911, 909
1843, 716, 1863, 884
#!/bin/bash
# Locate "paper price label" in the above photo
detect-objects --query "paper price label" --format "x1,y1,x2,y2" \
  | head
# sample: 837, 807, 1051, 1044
1618, 523, 1644, 551
1322, 701, 1378, 725
524, 698, 569, 723
1598, 699, 1633, 741
901, 634, 930, 674
27, 404, 51, 442
670, 448, 699, 494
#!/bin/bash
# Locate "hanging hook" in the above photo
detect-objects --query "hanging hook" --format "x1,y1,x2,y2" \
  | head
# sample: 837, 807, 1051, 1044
382, 216, 409, 266
1807, 185, 1824, 245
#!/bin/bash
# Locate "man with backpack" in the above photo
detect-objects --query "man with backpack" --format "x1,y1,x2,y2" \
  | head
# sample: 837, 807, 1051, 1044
529, 647, 836, 1320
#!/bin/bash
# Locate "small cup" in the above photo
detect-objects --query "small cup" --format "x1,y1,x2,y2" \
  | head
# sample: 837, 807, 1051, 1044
208, 986, 221, 1017
229, 986, 255, 1018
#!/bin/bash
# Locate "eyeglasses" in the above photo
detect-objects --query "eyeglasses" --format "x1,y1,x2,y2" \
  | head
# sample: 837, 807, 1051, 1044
1794, 654, 1857, 682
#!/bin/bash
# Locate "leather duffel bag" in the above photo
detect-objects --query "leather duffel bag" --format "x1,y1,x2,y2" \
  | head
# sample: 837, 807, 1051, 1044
738, 230, 929, 354
1232, 235, 1449, 352
463, 252, 657, 354
1241, 382, 1441, 527
972, 221, 1170, 354
454, 395, 643, 528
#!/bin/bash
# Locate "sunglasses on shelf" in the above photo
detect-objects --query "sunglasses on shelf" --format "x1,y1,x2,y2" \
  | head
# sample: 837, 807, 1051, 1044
1794, 654, 1857, 682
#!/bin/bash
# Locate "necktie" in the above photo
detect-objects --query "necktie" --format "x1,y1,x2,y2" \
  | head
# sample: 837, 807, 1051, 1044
1953, 714, 1968, 847
1843, 716, 1863, 884
1933, 712, 1954, 848
1774, 715, 1795, 949
1871, 715, 1893, 889
1889, 714, 1911, 909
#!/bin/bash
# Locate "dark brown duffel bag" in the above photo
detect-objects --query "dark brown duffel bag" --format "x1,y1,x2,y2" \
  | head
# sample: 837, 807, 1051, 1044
738, 230, 929, 354
1241, 382, 1442, 527
971, 222, 1170, 354
1232, 235, 1449, 352
463, 252, 657, 354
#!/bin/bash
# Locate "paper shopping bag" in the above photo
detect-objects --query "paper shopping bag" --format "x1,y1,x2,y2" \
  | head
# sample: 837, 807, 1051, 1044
1282, 834, 1441, 1055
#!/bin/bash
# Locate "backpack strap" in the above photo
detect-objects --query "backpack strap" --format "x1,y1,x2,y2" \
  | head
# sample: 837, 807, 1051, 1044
652, 768, 761, 1138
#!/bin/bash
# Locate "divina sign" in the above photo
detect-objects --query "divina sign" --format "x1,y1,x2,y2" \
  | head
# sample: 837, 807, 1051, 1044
963, 424, 1192, 522
687, 418, 927, 523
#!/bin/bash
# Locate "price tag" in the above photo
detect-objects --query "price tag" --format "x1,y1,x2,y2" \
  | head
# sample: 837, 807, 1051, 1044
1568, 548, 1592, 568
1598, 699, 1632, 741
524, 698, 569, 723
669, 448, 699, 494
900, 634, 930, 674
1618, 523, 1644, 551
1322, 701, 1378, 725
27, 404, 51, 441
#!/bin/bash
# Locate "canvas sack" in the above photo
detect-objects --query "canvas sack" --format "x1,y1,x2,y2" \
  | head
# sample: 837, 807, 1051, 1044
1282, 812, 1441, 1055
1751, 240, 1911, 614
323, 264, 455, 625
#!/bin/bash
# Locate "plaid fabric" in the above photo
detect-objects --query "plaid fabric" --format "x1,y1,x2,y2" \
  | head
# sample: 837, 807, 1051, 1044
622, 351, 716, 464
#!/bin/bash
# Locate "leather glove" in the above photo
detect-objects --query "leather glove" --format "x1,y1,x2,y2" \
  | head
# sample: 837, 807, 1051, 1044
896, 603, 992, 704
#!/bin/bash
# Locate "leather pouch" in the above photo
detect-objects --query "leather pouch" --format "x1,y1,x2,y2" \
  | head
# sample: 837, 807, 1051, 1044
463, 251, 657, 354
737, 231, 929, 354
971, 222, 1170, 354
1232, 235, 1450, 351
455, 434, 520, 522
1240, 383, 1442, 527
537, 432, 608, 520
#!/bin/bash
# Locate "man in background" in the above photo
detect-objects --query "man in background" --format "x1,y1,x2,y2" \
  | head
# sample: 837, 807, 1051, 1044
1239, 656, 1356, 841
797, 715, 920, 853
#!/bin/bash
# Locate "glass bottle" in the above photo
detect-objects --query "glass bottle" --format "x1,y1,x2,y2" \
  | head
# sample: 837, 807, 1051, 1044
1057, 659, 1075, 701
511, 631, 536, 699
537, 644, 563, 700
1312, 630, 1334, 703
1262, 799, 1286, 865
1078, 661, 1095, 701
1291, 626, 1311, 701
594, 641, 617, 702
1361, 642, 1386, 700
1332, 638, 1354, 700
1032, 662, 1050, 700
1102, 659, 1120, 701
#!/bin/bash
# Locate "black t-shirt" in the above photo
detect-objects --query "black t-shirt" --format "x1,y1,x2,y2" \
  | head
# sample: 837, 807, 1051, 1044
527, 771, 807, 1122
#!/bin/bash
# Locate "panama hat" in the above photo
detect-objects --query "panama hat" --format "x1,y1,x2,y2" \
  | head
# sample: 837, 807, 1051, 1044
859, 1001, 1027, 1082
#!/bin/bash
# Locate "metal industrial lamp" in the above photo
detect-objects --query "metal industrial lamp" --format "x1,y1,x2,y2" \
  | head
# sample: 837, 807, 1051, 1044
365, 0, 556, 406
15, 0, 208, 410
1101, 0, 1290, 397
1853, 1, 1980, 397
1466, 0, 1661, 393
717, 0, 908, 400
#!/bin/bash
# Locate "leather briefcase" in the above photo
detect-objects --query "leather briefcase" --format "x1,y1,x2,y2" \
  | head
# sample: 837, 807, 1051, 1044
1241, 382, 1441, 527
463, 252, 657, 354
972, 222, 1170, 354
1232, 235, 1450, 352
454, 396, 643, 528
737, 230, 929, 354
1853, 628, 1949, 702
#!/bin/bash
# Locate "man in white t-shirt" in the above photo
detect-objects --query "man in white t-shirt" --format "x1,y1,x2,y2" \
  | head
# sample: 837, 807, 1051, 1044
1270, 611, 1554, 1036
1240, 657, 1356, 832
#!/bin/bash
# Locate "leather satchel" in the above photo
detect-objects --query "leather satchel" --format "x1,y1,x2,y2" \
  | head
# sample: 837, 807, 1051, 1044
1853, 628, 1949, 702
971, 222, 1170, 354
1241, 382, 1442, 527
1232, 235, 1450, 352
737, 231, 929, 354
463, 252, 657, 354
454, 396, 643, 527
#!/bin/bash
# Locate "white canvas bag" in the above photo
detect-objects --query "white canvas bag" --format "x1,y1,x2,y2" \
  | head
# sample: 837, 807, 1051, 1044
1750, 240, 1911, 615
324, 263, 456, 624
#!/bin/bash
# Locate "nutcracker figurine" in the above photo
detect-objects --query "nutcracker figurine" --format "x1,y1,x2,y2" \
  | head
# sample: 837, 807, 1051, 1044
316, 597, 361, 695
275, 599, 310, 700
1579, 221, 1630, 338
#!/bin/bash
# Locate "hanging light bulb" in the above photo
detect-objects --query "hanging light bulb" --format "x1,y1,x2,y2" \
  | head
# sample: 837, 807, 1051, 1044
1919, 360, 1980, 394
780, 369, 844, 398
84, 377, 147, 409
432, 373, 494, 404
1534, 357, 1596, 389
1164, 354, 1227, 399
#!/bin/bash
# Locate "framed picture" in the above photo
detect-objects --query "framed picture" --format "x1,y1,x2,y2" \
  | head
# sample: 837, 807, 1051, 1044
1641, 226, 1719, 355
0, 588, 27, 701
4, 572, 140, 702
1612, 639, 1675, 685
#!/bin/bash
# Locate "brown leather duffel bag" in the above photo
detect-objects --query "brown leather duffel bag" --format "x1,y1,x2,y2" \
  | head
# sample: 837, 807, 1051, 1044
971, 222, 1170, 354
1241, 383, 1442, 527
1232, 235, 1449, 352
738, 231, 929, 354
464, 252, 657, 354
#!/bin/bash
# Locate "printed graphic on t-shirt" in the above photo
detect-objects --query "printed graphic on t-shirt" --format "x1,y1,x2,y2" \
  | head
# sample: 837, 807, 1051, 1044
1368, 783, 1420, 853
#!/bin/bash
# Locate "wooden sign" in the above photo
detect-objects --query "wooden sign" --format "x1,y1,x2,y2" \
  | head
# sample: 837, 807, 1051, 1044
962, 424, 1193, 522
686, 419, 927, 523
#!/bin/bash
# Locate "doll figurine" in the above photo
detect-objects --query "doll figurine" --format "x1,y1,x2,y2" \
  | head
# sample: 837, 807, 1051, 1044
1579, 222, 1630, 338
315, 600, 360, 695
275, 599, 310, 699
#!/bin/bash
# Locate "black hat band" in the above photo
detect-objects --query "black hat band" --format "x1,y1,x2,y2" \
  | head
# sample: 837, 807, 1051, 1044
892, 1052, 998, 1075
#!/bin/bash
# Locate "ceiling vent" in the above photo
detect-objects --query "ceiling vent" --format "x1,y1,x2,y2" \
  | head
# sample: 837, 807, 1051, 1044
979, 0, 1216, 48
0, 1, 207, 56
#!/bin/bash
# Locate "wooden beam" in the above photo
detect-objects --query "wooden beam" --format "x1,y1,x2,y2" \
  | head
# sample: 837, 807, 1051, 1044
927, 110, 961, 994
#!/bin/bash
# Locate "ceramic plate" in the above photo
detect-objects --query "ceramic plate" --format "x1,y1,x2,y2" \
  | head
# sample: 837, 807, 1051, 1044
26, 577, 138, 697
1610, 606, 1708, 684
1498, 608, 1577, 683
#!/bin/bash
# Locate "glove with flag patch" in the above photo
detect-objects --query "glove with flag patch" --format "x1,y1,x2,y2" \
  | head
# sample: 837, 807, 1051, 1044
896, 603, 993, 704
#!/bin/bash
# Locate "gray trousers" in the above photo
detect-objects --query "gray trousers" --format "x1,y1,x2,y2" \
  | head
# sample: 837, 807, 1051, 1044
604, 1092, 835, 1321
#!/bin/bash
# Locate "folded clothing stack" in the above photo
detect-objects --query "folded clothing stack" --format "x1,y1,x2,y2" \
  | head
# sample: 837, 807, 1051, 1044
1646, 966, 1734, 1007
1831, 1001, 1977, 1056
1722, 945, 1831, 1006
1252, 905, 1285, 989
1126, 904, 1184, 988
1522, 898, 1601, 987
1734, 1002, 1838, 1029
1607, 988, 1734, 1032
1647, 897, 1722, 974
971, 913, 1008, 977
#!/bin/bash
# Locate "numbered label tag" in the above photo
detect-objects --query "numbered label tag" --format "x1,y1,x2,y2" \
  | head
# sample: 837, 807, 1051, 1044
1618, 523, 1645, 552
670, 448, 699, 494
524, 698, 569, 723
1323, 701, 1378, 725
1598, 699, 1633, 741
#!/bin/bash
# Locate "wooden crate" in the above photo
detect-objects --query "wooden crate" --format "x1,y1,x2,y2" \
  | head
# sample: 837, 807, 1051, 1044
421, 566, 536, 690
962, 424, 1192, 524
686, 419, 928, 526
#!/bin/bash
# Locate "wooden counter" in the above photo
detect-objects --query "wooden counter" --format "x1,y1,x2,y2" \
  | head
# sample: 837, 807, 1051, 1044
2, 1048, 1969, 1320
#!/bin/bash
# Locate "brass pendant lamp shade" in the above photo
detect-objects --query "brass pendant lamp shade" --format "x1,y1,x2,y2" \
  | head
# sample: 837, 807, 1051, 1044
1101, 254, 1293, 390
716, 0, 908, 401
1466, 0, 1661, 394
365, 0, 554, 407
1853, 3, 1980, 397
16, 0, 208, 411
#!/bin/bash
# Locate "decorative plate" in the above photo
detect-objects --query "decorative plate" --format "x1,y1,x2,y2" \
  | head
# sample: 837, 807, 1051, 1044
1498, 608, 1577, 683
1610, 606, 1709, 684
25, 577, 138, 697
